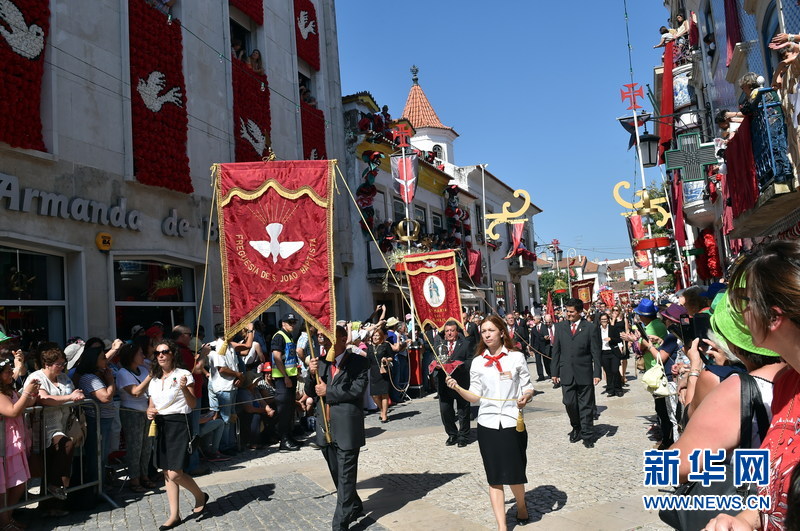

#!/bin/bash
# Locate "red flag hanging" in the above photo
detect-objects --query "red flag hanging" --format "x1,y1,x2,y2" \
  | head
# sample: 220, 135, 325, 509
129, 0, 191, 192
571, 279, 595, 310
232, 59, 271, 162
403, 250, 464, 331
0, 0, 48, 151
214, 160, 336, 339
300, 101, 326, 160
294, 0, 320, 71
467, 248, 482, 284
658, 41, 675, 163
627, 215, 651, 268
391, 153, 419, 204
546, 291, 555, 320
505, 222, 524, 259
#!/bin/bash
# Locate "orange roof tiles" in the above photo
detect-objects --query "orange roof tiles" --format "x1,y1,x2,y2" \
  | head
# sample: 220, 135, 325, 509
402, 84, 456, 133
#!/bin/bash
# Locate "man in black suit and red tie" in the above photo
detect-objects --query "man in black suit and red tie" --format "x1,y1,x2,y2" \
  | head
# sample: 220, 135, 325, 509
432, 320, 472, 447
551, 298, 601, 448
306, 326, 369, 530
504, 313, 527, 353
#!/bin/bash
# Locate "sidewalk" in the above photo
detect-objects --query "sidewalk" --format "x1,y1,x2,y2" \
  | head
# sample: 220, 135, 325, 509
18, 366, 673, 530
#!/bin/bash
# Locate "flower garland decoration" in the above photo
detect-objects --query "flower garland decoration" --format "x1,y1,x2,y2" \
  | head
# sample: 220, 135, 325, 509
294, 0, 320, 70
0, 0, 49, 151
356, 150, 383, 235
129, 0, 191, 193
300, 101, 326, 160
230, 0, 263, 26
232, 59, 271, 162
702, 228, 722, 278
694, 234, 711, 280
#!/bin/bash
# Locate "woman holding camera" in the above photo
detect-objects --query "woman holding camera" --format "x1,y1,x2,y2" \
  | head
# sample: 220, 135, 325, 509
146, 340, 208, 530
366, 328, 392, 423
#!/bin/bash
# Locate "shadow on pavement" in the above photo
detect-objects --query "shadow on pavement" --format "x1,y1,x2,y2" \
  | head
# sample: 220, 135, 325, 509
594, 423, 619, 438
364, 426, 386, 438
509, 484, 568, 524
196, 482, 276, 522
357, 472, 464, 522
385, 410, 420, 422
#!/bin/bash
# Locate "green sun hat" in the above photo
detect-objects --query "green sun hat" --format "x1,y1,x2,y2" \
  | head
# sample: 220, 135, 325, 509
710, 291, 779, 357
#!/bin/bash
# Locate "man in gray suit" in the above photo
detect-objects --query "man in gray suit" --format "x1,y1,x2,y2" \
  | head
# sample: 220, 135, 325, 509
307, 325, 369, 530
551, 298, 601, 448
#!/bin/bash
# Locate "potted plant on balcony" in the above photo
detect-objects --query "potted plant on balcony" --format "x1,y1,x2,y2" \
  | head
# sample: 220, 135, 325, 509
151, 275, 183, 301
553, 279, 568, 294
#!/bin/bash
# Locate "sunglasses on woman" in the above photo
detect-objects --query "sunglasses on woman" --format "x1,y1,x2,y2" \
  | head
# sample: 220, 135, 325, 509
155, 349, 172, 356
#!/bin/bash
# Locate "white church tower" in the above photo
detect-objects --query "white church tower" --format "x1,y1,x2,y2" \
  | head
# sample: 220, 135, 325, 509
401, 65, 459, 163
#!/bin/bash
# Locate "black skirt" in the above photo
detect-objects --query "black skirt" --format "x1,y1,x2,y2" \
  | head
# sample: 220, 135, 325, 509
477, 424, 528, 485
154, 413, 190, 471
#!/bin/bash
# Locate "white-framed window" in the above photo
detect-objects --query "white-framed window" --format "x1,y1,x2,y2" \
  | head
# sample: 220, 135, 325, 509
414, 205, 428, 231
0, 245, 67, 345
393, 198, 406, 223
432, 212, 443, 233
113, 258, 197, 339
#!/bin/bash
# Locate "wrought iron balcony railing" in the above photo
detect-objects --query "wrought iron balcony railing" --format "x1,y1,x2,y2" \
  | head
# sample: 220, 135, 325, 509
747, 88, 794, 192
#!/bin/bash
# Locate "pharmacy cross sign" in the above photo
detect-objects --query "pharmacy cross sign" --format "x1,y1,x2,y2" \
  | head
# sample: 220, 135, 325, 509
664, 132, 718, 182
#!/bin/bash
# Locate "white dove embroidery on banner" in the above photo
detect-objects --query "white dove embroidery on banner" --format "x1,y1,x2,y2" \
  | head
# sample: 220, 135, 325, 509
239, 118, 266, 156
297, 11, 316, 40
0, 0, 45, 59
137, 71, 182, 112
250, 223, 304, 264
423, 260, 438, 268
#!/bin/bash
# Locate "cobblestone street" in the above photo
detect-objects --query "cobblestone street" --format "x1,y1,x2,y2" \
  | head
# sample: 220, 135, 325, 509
18, 365, 673, 530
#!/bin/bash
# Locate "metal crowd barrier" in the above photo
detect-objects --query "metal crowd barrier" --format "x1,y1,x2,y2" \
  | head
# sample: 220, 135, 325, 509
0, 399, 118, 514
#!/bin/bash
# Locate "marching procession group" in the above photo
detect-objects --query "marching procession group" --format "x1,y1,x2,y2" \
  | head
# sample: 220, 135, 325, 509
3, 242, 800, 530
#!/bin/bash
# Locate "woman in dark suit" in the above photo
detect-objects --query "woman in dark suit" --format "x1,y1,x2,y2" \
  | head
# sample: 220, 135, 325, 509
597, 313, 623, 396
366, 328, 392, 423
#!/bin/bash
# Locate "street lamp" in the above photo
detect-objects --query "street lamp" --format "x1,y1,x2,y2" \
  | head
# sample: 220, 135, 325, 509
639, 132, 661, 168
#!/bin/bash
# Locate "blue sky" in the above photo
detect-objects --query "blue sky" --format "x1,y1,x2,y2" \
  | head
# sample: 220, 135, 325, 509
336, 1, 672, 262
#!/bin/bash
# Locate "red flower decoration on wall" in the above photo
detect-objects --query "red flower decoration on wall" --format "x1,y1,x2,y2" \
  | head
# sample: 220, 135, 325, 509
694, 233, 711, 280
129, 0, 191, 193
230, 0, 263, 26
294, 0, 320, 70
232, 60, 271, 162
702, 229, 723, 278
300, 101, 326, 160
0, 0, 49, 151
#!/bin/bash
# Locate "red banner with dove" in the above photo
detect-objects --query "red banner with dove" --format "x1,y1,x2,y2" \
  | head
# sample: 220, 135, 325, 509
214, 160, 336, 339
403, 250, 464, 331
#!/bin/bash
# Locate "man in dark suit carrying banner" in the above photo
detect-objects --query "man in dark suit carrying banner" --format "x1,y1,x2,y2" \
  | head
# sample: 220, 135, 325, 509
432, 320, 472, 447
307, 325, 369, 530
551, 298, 601, 448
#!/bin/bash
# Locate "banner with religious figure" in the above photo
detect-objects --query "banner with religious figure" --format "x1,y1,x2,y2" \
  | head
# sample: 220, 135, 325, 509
213, 160, 336, 339
391, 152, 419, 204
599, 289, 615, 308
402, 250, 464, 331
571, 279, 596, 310
618, 292, 631, 307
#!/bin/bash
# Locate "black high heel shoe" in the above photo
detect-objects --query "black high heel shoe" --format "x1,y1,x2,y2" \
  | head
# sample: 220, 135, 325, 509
193, 492, 209, 514
158, 516, 182, 530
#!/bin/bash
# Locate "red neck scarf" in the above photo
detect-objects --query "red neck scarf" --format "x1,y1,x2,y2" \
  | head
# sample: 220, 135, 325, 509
483, 351, 507, 372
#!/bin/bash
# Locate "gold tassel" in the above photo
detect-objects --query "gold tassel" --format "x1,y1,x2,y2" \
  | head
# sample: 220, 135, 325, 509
325, 343, 336, 362
516, 409, 526, 433
148, 420, 157, 438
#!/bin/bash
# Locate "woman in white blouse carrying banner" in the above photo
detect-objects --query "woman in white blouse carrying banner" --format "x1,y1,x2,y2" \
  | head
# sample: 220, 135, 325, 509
146, 340, 208, 530
446, 314, 534, 530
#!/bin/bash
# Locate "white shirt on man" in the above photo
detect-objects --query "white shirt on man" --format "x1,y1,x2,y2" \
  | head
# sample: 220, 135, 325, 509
209, 338, 238, 393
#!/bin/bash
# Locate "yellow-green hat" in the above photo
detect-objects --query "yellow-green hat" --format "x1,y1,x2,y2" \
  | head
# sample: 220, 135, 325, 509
711, 291, 779, 357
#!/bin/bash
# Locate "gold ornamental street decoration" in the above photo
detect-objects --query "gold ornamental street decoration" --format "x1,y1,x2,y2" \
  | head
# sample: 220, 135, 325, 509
484, 189, 532, 241
612, 181, 670, 227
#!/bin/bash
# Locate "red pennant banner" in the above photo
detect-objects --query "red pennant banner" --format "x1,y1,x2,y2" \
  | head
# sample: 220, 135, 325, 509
300, 101, 326, 160
618, 292, 631, 307
294, 0, 320, 70
232, 59, 271, 162
0, 0, 49, 151
230, 0, 264, 25
467, 248, 482, 284
599, 290, 615, 308
627, 215, 651, 268
403, 250, 464, 331
129, 0, 191, 193
571, 279, 595, 310
215, 160, 336, 338
391, 153, 419, 204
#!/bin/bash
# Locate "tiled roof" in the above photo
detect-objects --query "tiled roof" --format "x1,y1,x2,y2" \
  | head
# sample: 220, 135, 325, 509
607, 261, 631, 272
584, 261, 600, 274
610, 281, 634, 292
402, 84, 456, 133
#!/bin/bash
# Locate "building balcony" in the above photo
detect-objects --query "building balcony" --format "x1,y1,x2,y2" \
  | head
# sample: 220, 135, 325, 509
508, 255, 535, 277
726, 88, 798, 238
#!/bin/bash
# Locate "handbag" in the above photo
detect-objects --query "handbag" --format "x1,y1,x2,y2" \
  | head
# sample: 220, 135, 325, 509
642, 350, 669, 396
65, 406, 87, 447
658, 373, 770, 530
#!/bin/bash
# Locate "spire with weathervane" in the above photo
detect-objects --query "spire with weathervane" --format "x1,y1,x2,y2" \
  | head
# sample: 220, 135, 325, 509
401, 65, 458, 162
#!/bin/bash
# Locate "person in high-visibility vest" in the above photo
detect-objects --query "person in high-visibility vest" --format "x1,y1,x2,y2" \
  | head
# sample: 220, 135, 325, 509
271, 313, 301, 451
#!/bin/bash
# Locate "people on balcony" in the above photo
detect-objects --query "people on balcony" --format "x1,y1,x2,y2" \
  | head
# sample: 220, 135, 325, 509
247, 49, 265, 76
715, 110, 744, 143
771, 44, 800, 91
